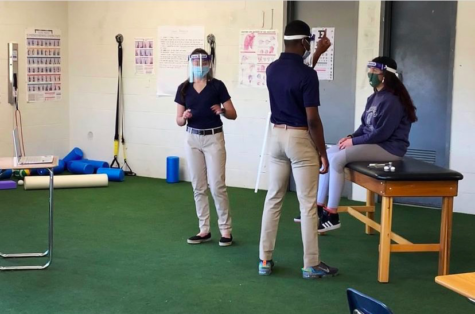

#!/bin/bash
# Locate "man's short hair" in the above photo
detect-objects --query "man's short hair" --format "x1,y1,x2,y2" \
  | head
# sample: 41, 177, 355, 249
284, 20, 311, 46
284, 20, 311, 37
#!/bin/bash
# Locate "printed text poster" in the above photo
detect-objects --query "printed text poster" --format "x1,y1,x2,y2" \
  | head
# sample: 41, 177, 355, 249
157, 26, 204, 96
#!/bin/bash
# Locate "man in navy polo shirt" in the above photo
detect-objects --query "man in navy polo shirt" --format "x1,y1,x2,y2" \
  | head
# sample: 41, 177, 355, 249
258, 20, 339, 279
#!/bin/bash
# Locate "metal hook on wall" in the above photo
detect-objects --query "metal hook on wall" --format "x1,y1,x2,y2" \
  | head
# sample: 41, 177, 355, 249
261, 11, 265, 29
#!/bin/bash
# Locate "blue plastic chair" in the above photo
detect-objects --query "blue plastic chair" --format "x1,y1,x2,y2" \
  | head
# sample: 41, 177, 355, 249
347, 288, 394, 314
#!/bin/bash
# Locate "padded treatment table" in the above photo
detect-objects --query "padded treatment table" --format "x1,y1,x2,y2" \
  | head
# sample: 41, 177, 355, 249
0, 157, 58, 271
338, 157, 463, 283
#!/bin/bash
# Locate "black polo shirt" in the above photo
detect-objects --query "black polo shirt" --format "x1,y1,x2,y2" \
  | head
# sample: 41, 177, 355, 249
175, 79, 231, 129
266, 53, 320, 127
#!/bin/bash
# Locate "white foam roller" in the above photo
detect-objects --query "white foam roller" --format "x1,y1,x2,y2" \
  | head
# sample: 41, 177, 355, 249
24, 174, 108, 190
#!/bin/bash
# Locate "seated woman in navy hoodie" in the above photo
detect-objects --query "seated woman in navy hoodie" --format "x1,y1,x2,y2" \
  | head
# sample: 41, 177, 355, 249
310, 56, 418, 232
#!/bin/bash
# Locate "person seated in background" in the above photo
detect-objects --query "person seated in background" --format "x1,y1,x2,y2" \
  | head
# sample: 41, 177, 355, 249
295, 57, 418, 233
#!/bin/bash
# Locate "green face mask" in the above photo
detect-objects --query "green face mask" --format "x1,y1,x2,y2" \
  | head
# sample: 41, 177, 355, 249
368, 73, 382, 88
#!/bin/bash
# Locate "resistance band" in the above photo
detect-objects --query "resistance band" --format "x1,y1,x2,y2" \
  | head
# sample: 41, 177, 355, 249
111, 34, 136, 176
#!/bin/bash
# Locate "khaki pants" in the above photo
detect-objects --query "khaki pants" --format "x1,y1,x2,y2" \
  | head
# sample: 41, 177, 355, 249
259, 127, 321, 268
185, 131, 232, 235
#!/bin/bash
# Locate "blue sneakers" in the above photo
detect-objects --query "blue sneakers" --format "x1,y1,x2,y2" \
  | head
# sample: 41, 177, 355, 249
302, 262, 339, 279
258, 260, 275, 276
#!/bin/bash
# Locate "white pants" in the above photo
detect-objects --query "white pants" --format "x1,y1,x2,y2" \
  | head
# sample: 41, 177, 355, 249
259, 127, 321, 268
317, 144, 401, 209
185, 131, 232, 235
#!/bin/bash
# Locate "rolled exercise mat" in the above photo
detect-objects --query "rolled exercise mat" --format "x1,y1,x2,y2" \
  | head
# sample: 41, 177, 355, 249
0, 169, 13, 180
63, 147, 84, 164
67, 161, 94, 175
81, 159, 109, 171
97, 168, 124, 182
0, 180, 17, 190
166, 156, 179, 183
24, 174, 108, 190
37, 159, 66, 176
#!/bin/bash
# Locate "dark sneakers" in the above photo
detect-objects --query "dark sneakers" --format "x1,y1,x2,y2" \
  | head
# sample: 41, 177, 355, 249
294, 205, 325, 223
219, 235, 233, 247
302, 261, 339, 279
318, 210, 341, 233
187, 233, 212, 244
258, 259, 275, 275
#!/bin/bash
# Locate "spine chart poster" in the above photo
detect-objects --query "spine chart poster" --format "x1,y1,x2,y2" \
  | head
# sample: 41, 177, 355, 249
135, 38, 154, 75
239, 30, 278, 88
26, 28, 61, 102
311, 27, 335, 81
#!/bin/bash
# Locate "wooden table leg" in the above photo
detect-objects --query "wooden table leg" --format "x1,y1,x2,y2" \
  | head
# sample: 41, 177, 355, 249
366, 190, 375, 235
439, 197, 454, 275
378, 196, 393, 283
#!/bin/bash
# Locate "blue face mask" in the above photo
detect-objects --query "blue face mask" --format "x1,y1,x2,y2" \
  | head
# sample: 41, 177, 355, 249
192, 66, 210, 79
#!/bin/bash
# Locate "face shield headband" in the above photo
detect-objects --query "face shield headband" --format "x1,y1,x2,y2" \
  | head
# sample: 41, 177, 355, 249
283, 34, 315, 42
367, 61, 397, 74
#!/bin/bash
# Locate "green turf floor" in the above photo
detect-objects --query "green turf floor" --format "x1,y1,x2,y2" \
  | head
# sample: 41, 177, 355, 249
0, 176, 474, 313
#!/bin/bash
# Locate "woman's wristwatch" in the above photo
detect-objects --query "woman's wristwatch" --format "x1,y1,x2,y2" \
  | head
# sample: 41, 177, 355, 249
220, 108, 226, 116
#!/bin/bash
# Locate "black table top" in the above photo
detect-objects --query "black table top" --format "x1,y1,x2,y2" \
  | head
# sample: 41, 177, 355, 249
346, 158, 464, 181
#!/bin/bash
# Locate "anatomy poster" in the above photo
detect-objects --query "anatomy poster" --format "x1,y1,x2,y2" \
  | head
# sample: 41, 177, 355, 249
135, 38, 154, 75
239, 30, 278, 88
311, 27, 335, 81
157, 26, 204, 96
26, 28, 61, 102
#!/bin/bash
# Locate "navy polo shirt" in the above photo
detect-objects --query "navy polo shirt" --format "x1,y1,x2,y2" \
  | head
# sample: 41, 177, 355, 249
175, 79, 231, 129
266, 53, 320, 127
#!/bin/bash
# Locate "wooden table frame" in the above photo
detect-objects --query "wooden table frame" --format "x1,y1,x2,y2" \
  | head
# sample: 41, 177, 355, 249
338, 168, 457, 283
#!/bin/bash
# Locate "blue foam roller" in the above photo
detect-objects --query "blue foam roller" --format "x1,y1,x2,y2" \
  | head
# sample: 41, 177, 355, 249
0, 169, 13, 180
97, 168, 124, 182
37, 168, 48, 176
0, 180, 17, 190
55, 159, 66, 174
37, 159, 66, 176
81, 159, 109, 171
166, 156, 179, 183
67, 161, 94, 175
63, 147, 84, 163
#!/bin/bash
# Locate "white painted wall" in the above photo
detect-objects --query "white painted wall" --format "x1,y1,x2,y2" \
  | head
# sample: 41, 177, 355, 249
450, 1, 475, 214
351, 1, 382, 203
0, 1, 69, 160
68, 1, 283, 189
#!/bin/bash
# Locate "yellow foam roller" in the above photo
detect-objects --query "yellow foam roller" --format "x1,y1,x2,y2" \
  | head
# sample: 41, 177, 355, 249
24, 174, 108, 190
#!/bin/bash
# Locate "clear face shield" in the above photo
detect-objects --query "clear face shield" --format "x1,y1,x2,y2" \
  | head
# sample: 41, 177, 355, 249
367, 61, 398, 87
188, 54, 212, 83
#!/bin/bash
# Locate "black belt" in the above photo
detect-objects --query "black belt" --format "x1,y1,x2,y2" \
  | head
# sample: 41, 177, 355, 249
186, 126, 223, 136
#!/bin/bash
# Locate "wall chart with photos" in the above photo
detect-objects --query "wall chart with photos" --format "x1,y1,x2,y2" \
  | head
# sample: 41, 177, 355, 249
26, 28, 62, 102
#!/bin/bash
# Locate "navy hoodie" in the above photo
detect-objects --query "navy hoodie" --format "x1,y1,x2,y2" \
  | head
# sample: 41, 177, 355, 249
352, 89, 412, 157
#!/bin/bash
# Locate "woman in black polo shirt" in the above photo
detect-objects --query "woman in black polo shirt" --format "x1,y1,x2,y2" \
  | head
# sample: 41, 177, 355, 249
175, 48, 237, 247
